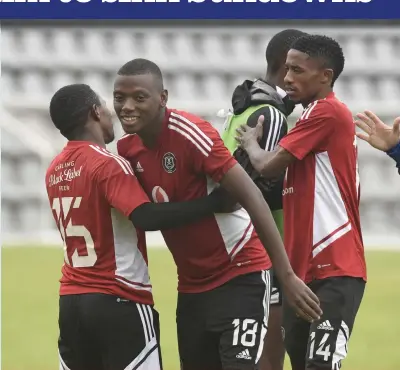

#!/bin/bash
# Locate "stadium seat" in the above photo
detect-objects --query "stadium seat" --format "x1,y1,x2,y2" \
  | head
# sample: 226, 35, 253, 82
2, 24, 400, 245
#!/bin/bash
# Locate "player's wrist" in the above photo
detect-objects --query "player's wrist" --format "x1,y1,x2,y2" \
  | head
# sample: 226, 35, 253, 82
386, 140, 400, 155
276, 267, 296, 285
386, 140, 400, 167
244, 139, 259, 152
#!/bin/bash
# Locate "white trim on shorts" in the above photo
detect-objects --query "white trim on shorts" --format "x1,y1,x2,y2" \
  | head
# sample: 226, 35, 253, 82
255, 269, 271, 363
124, 304, 161, 370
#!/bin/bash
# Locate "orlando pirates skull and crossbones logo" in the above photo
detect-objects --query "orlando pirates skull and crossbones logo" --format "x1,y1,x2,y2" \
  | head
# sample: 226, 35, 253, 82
162, 152, 176, 173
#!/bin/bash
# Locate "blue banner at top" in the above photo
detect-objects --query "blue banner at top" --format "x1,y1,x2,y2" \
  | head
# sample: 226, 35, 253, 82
0, 0, 398, 19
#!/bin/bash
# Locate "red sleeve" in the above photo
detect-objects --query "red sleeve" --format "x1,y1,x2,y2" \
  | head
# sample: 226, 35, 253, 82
189, 119, 237, 182
96, 154, 150, 217
279, 99, 336, 160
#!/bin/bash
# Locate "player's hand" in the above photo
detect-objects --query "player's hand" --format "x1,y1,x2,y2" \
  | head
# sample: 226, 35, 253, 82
235, 115, 264, 150
209, 186, 242, 213
355, 110, 400, 152
282, 273, 322, 323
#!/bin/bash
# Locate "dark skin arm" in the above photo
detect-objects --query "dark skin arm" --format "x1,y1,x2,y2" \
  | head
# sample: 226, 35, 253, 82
219, 163, 322, 322
130, 187, 237, 231
236, 115, 296, 179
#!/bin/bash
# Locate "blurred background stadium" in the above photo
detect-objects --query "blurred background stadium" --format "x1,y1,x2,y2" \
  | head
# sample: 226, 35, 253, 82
2, 21, 400, 370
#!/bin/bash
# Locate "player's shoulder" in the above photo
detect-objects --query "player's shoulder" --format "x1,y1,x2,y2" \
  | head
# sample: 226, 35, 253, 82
168, 108, 214, 132
247, 105, 287, 129
167, 108, 218, 152
116, 133, 138, 156
88, 144, 134, 174
302, 94, 349, 121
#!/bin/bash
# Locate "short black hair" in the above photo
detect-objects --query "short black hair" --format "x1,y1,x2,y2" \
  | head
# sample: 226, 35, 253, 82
49, 83, 100, 139
290, 34, 345, 87
266, 29, 308, 74
118, 58, 164, 87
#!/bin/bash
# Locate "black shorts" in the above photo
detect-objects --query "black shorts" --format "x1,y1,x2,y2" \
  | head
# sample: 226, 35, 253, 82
58, 293, 163, 370
270, 269, 282, 306
283, 276, 365, 370
177, 270, 271, 370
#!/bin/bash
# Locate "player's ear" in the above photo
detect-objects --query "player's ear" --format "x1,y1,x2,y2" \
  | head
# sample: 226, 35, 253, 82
322, 68, 334, 86
160, 89, 168, 108
91, 104, 101, 121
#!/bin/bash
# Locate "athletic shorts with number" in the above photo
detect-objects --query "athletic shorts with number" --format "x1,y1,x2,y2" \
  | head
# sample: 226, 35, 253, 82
58, 293, 163, 370
177, 270, 271, 370
283, 276, 365, 370
270, 269, 282, 306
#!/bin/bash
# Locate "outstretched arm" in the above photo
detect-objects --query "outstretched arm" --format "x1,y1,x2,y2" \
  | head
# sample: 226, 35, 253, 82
130, 188, 233, 231
355, 110, 400, 173
355, 110, 400, 152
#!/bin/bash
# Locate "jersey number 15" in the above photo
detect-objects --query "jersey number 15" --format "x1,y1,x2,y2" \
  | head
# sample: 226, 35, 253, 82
52, 196, 97, 268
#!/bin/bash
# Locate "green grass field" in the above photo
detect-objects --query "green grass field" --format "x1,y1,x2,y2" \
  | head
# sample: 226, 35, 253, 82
2, 247, 400, 370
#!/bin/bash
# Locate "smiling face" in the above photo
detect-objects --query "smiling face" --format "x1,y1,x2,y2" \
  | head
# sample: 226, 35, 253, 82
284, 49, 334, 107
113, 73, 168, 135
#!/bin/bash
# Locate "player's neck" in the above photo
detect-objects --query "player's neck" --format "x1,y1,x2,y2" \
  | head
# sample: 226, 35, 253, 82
301, 88, 333, 108
265, 72, 284, 91
72, 131, 106, 148
138, 110, 165, 148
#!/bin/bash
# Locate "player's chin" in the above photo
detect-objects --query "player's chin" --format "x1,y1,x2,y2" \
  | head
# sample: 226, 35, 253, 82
121, 122, 143, 135
286, 90, 301, 103
105, 133, 115, 145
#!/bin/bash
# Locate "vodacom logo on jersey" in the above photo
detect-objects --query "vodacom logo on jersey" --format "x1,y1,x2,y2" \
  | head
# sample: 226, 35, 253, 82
282, 187, 294, 196
151, 186, 170, 203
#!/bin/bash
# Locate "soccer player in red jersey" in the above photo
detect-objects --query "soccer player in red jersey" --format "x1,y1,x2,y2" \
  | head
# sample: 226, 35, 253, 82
46, 84, 240, 370
114, 59, 321, 370
237, 35, 366, 370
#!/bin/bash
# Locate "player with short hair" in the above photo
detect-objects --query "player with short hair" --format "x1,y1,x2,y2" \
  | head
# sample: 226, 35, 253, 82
115, 58, 321, 370
355, 110, 400, 173
46, 83, 238, 370
236, 35, 366, 370
221, 29, 307, 370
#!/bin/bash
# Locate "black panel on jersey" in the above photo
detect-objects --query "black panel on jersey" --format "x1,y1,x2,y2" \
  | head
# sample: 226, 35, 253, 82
230, 79, 291, 211
234, 105, 288, 211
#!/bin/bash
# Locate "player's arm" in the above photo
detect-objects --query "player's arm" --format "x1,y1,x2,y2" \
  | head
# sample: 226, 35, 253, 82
191, 120, 322, 322
236, 114, 295, 179
246, 106, 287, 235
234, 106, 289, 181
96, 157, 229, 231
238, 100, 335, 179
130, 189, 232, 231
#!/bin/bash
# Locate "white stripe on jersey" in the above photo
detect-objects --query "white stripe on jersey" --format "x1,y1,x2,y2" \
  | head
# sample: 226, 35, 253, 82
89, 145, 134, 175
168, 112, 214, 157
264, 106, 284, 152
118, 133, 136, 141
169, 118, 213, 152
300, 100, 318, 121
170, 112, 214, 146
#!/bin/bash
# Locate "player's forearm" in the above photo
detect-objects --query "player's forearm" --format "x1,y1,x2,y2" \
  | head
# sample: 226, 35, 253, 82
129, 197, 216, 231
245, 141, 281, 179
244, 190, 294, 282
